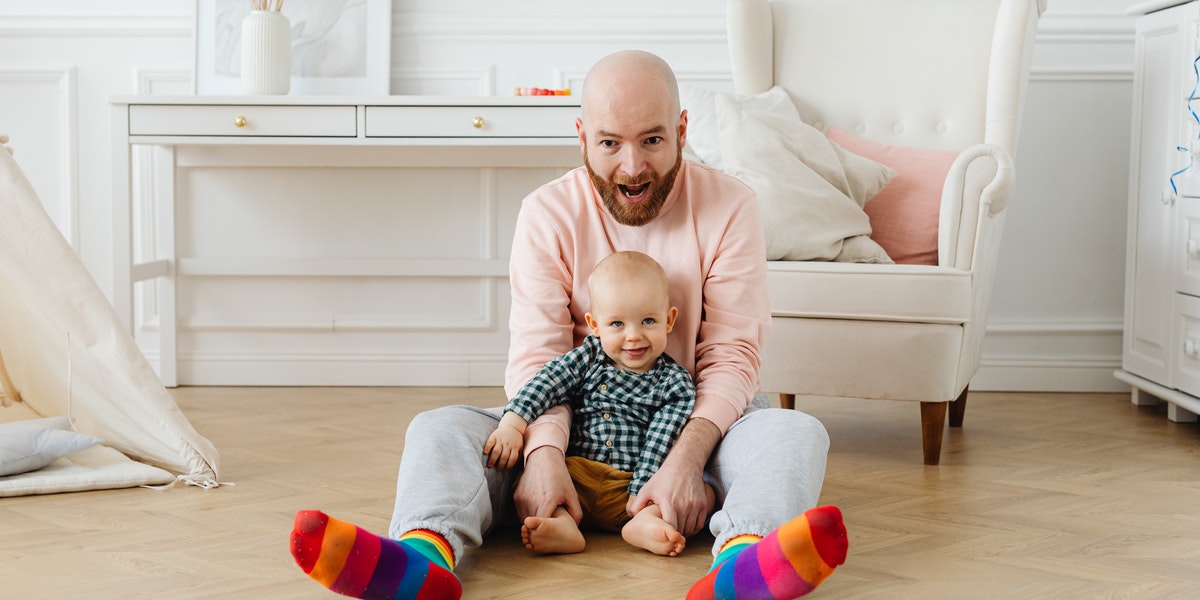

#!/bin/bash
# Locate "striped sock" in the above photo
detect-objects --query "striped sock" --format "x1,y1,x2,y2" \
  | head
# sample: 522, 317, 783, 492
687, 505, 847, 600
290, 510, 462, 600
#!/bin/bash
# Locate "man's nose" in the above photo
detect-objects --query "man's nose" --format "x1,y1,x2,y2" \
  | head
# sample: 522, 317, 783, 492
618, 145, 646, 177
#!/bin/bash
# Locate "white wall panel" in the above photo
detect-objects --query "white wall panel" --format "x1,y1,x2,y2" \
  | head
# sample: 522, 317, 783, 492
0, 69, 77, 246
0, 0, 1149, 390
975, 1, 1137, 391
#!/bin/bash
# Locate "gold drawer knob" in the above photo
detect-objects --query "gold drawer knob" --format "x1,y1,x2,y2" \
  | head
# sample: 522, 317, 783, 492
472, 116, 485, 129
234, 115, 247, 128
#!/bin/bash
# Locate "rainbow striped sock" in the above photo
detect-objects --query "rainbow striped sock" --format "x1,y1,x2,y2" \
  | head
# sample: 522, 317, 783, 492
290, 510, 462, 600
687, 505, 847, 600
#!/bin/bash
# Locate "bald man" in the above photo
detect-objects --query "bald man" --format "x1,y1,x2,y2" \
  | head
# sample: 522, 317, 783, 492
289, 51, 846, 600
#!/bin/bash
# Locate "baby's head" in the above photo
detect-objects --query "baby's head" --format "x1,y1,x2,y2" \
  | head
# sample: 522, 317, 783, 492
584, 251, 678, 373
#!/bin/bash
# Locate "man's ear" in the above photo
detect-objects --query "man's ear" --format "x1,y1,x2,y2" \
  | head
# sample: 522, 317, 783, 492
585, 312, 601, 336
665, 306, 678, 333
577, 117, 587, 154
677, 109, 688, 150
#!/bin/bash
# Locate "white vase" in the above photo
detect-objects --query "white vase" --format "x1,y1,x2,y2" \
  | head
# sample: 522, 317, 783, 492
241, 10, 291, 95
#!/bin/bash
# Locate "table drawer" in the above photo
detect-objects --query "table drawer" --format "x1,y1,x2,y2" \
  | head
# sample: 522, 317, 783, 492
365, 105, 578, 138
129, 105, 358, 137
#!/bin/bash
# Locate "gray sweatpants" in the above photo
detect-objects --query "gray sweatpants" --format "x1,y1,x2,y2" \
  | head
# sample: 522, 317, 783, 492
388, 397, 829, 561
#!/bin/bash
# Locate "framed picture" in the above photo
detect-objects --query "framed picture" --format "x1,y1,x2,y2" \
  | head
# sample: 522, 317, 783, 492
193, 0, 393, 95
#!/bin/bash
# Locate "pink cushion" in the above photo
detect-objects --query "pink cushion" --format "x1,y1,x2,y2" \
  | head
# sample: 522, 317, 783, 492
826, 127, 958, 265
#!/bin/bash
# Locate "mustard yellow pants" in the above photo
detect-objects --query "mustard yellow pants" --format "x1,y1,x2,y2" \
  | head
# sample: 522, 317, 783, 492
565, 456, 632, 532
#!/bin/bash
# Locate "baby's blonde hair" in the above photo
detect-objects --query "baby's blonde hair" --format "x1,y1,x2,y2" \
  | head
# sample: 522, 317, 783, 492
587, 251, 670, 310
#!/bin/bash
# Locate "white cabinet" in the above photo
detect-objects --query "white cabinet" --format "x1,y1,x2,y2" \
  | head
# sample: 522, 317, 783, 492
1118, 0, 1200, 422
111, 95, 582, 387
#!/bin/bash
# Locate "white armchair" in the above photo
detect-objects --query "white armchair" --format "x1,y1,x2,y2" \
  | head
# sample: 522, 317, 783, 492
726, 0, 1044, 464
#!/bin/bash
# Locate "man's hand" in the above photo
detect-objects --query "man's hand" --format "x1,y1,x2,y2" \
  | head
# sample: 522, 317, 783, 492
628, 417, 721, 536
513, 445, 583, 523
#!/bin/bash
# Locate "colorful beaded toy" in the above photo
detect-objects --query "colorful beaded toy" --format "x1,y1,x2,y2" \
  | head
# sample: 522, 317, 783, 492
513, 87, 571, 96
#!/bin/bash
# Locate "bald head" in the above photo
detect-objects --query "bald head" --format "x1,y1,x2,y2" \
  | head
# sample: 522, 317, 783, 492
588, 251, 670, 311
580, 50, 681, 125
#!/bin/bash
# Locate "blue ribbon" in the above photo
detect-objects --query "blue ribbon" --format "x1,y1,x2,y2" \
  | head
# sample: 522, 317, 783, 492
1170, 53, 1200, 196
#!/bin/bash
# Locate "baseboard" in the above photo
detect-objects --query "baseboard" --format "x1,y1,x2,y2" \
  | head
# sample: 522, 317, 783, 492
971, 359, 1129, 392
972, 318, 1127, 392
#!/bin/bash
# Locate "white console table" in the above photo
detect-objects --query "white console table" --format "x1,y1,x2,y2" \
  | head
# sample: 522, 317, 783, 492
110, 95, 581, 386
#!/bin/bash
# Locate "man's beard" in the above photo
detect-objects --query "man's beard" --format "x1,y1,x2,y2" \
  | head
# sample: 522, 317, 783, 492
585, 145, 683, 227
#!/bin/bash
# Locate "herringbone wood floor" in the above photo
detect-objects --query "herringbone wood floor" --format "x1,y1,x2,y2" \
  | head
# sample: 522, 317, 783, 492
3, 388, 1199, 599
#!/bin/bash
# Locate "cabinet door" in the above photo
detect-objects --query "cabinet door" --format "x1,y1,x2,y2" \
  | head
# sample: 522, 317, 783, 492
1124, 3, 1195, 383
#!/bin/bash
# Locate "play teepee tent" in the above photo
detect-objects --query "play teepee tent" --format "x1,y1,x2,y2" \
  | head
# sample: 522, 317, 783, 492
0, 147, 219, 496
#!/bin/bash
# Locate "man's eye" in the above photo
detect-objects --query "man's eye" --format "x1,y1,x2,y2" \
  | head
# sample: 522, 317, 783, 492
645, 136, 663, 145
600, 140, 617, 148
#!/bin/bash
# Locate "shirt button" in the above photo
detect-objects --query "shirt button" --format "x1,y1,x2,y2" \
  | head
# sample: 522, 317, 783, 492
605, 440, 613, 447
603, 412, 610, 419
600, 384, 607, 391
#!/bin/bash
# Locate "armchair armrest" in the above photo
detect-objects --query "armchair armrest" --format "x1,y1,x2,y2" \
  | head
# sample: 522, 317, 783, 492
937, 143, 1015, 268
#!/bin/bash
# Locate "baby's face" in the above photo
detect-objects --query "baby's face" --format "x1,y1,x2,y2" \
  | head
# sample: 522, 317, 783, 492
587, 279, 676, 373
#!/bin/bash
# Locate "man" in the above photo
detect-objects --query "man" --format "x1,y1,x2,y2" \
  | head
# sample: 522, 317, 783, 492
289, 50, 846, 600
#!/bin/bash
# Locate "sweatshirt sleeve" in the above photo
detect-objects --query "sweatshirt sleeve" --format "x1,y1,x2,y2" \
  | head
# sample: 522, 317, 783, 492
688, 187, 771, 434
506, 190, 578, 457
505, 343, 592, 422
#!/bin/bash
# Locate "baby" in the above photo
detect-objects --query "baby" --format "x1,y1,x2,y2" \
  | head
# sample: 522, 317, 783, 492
484, 250, 714, 556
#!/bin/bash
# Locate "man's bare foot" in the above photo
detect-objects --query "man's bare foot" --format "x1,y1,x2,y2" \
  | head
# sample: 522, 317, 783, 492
522, 515, 586, 554
622, 514, 687, 556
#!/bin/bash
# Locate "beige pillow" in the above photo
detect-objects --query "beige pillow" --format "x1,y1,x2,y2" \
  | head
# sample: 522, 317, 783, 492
715, 92, 893, 263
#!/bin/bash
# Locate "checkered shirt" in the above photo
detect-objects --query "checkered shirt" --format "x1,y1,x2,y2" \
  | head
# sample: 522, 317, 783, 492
504, 335, 696, 496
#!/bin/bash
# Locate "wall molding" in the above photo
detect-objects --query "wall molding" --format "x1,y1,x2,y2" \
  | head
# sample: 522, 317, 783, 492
0, 16, 190, 37
974, 318, 1126, 392
984, 318, 1124, 335
392, 66, 495, 96
1029, 67, 1133, 81
178, 308, 500, 333
392, 12, 725, 43
0, 68, 78, 248
167, 351, 508, 387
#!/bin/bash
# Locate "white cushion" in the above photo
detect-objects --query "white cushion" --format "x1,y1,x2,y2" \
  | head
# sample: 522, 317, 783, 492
681, 85, 897, 262
715, 92, 894, 262
766, 262, 972, 324
0, 416, 103, 477
0, 444, 175, 497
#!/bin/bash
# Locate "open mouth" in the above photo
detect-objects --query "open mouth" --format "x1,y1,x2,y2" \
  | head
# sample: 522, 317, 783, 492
624, 347, 648, 360
618, 182, 649, 200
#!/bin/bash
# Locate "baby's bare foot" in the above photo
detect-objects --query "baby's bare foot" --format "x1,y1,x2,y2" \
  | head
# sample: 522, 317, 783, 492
522, 516, 586, 554
622, 517, 687, 556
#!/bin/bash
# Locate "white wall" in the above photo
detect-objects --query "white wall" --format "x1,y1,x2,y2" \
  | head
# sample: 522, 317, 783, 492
0, 0, 1140, 391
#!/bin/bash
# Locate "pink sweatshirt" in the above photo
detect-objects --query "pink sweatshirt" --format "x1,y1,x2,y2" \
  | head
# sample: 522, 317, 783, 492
506, 159, 771, 455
